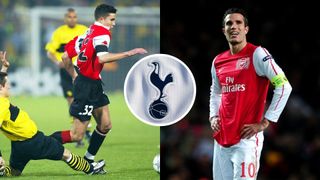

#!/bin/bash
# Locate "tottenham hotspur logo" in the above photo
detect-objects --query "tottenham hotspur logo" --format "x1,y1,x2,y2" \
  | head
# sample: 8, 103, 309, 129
124, 54, 196, 126
148, 62, 173, 119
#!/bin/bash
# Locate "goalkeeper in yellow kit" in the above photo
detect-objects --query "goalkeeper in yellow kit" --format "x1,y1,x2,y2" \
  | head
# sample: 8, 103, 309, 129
0, 51, 105, 176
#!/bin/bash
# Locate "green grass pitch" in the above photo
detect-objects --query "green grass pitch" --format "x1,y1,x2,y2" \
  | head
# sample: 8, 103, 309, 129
0, 92, 160, 179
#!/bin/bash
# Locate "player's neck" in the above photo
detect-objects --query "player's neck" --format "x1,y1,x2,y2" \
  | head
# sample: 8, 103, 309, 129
95, 21, 111, 30
68, 25, 76, 28
229, 41, 247, 55
0, 93, 6, 98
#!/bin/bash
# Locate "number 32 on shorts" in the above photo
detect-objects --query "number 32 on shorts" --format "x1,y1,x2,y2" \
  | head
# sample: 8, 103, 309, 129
240, 162, 256, 178
79, 105, 93, 116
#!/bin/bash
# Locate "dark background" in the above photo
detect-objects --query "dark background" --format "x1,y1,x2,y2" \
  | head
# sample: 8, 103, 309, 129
161, 1, 320, 179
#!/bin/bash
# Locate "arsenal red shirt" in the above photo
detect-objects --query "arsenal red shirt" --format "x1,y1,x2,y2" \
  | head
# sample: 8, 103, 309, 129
210, 43, 292, 147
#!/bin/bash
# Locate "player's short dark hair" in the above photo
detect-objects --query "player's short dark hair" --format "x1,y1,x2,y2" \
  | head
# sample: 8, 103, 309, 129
67, 8, 75, 13
0, 72, 7, 86
222, 8, 248, 27
65, 8, 76, 16
94, 4, 117, 20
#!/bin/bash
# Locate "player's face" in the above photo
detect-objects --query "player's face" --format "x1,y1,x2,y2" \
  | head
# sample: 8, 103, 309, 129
0, 77, 10, 97
223, 13, 248, 45
101, 13, 116, 29
65, 11, 78, 28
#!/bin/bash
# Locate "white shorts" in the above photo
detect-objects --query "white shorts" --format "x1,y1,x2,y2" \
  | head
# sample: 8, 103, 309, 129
212, 132, 264, 180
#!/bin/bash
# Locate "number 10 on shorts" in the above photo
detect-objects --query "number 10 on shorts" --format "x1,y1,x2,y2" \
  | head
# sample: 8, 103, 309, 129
240, 162, 256, 178
79, 105, 93, 116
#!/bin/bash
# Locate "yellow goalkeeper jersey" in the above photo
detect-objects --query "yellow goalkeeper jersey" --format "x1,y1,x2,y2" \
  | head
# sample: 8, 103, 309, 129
45, 24, 87, 63
0, 97, 38, 141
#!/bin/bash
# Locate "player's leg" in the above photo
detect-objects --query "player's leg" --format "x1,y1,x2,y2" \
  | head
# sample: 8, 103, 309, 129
66, 97, 73, 106
231, 132, 264, 180
50, 129, 73, 144
5, 141, 31, 176
67, 74, 97, 144
66, 95, 86, 147
50, 114, 88, 145
70, 118, 90, 142
63, 148, 91, 173
85, 121, 93, 141
83, 78, 111, 163
5, 156, 25, 176
21, 131, 104, 175
63, 148, 105, 175
60, 68, 74, 118
212, 140, 234, 180
50, 103, 90, 144
49, 69, 74, 144
1, 165, 22, 176
60, 68, 87, 147
84, 105, 111, 163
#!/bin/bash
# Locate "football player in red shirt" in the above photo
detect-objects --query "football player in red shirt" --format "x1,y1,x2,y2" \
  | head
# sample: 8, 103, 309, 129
209, 8, 292, 179
50, 4, 147, 168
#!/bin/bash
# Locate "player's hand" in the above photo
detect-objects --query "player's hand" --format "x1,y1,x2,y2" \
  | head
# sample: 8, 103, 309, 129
0, 156, 5, 172
240, 118, 270, 139
210, 116, 221, 134
0, 51, 9, 68
126, 48, 148, 56
57, 61, 65, 68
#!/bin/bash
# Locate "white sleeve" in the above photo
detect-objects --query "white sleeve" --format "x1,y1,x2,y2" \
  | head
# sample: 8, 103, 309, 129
75, 29, 90, 55
253, 47, 292, 122
93, 35, 110, 56
209, 58, 222, 118
74, 35, 84, 55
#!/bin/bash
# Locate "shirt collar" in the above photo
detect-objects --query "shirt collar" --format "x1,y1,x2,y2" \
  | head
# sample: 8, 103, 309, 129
94, 22, 110, 30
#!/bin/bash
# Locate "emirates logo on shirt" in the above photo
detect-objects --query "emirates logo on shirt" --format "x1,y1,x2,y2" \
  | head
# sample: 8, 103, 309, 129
236, 57, 250, 70
221, 77, 246, 93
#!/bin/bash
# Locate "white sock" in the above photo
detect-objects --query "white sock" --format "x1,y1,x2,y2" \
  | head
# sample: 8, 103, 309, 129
66, 153, 73, 162
85, 151, 94, 160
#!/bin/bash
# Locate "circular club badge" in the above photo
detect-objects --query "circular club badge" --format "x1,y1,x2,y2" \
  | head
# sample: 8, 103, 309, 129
124, 54, 196, 126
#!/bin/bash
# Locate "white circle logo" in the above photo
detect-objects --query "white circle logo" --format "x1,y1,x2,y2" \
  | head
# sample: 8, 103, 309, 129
124, 54, 196, 126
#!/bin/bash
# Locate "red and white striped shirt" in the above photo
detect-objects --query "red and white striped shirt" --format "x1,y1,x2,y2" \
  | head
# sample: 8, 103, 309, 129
210, 43, 292, 147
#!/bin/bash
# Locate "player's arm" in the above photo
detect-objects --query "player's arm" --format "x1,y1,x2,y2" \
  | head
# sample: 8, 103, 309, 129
254, 47, 292, 122
241, 47, 292, 139
45, 30, 64, 68
62, 37, 79, 81
47, 51, 64, 68
93, 35, 147, 64
209, 58, 222, 134
62, 52, 77, 81
98, 49, 147, 64
0, 51, 9, 73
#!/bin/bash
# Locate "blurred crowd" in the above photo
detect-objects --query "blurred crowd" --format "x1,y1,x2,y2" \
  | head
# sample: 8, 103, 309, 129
161, 1, 320, 180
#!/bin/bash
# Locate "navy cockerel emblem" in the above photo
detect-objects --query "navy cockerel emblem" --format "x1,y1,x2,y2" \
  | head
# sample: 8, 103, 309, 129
148, 62, 173, 119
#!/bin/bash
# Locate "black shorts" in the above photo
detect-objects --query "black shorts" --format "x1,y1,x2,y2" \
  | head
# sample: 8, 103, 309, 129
70, 74, 110, 122
59, 68, 73, 98
10, 131, 64, 172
